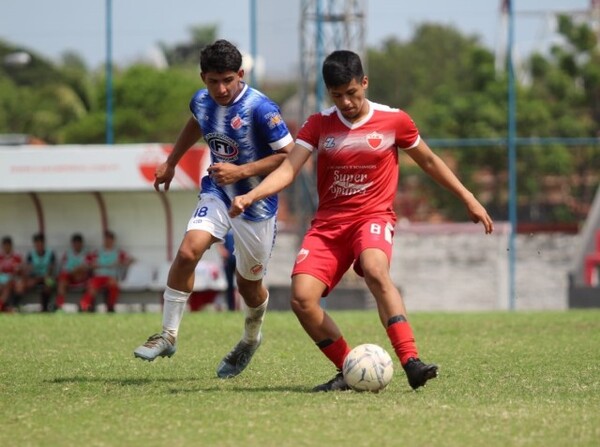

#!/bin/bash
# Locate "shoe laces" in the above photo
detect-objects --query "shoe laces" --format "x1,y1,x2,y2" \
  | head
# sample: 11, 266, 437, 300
225, 342, 251, 363
143, 333, 170, 348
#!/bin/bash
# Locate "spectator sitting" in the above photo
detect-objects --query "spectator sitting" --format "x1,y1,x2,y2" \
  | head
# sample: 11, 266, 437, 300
56, 233, 91, 310
0, 236, 24, 312
79, 230, 133, 313
23, 233, 57, 312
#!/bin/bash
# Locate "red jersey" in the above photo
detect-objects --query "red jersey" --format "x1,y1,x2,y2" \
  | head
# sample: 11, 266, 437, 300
296, 101, 420, 223
0, 251, 23, 275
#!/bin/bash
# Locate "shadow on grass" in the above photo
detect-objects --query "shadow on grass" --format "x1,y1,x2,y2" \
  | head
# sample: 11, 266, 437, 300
46, 376, 309, 393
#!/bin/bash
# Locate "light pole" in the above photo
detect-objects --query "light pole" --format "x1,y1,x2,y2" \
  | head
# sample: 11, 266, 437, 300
250, 0, 257, 87
507, 0, 517, 310
106, 0, 114, 145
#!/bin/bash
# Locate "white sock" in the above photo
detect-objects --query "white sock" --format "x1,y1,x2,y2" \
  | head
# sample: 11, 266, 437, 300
162, 286, 191, 339
242, 293, 269, 344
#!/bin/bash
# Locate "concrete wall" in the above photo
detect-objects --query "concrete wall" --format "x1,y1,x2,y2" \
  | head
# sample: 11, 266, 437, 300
2, 189, 582, 312
267, 224, 580, 312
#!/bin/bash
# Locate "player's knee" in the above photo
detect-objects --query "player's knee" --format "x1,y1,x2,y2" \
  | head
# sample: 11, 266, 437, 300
290, 294, 318, 317
362, 265, 390, 289
175, 245, 196, 263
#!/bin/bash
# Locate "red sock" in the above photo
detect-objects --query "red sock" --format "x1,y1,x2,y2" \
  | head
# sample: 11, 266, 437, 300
56, 295, 64, 308
79, 293, 92, 311
387, 321, 419, 366
319, 337, 351, 370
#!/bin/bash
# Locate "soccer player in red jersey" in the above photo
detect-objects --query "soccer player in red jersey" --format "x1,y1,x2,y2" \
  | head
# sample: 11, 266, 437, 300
0, 236, 24, 312
230, 50, 494, 391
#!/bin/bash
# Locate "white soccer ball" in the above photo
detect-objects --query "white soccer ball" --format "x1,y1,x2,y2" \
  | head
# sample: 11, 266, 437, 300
342, 343, 394, 392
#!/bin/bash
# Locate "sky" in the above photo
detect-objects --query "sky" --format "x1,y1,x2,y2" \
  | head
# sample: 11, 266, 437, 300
0, 0, 591, 79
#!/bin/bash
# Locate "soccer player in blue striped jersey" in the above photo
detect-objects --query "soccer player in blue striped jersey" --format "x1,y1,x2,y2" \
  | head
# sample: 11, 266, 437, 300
134, 40, 294, 378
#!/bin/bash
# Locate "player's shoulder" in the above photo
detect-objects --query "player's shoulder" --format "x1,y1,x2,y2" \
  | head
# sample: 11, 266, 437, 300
189, 89, 210, 112
247, 87, 279, 110
300, 105, 342, 132
370, 101, 414, 122
191, 88, 209, 102
370, 101, 403, 114
320, 105, 338, 117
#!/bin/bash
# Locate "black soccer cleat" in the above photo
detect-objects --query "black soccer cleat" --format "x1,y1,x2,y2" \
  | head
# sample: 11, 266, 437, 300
311, 371, 351, 392
403, 357, 438, 390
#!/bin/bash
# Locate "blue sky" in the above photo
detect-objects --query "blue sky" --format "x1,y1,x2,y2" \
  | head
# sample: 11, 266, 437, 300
0, 0, 590, 78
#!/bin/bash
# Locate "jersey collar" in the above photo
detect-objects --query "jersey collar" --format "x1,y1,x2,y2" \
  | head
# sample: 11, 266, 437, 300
335, 100, 373, 129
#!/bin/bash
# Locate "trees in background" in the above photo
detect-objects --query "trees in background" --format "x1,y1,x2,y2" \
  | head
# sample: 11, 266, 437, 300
367, 18, 599, 224
0, 19, 598, 224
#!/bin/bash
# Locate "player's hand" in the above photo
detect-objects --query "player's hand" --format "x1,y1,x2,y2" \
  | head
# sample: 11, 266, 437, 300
154, 162, 176, 192
229, 194, 253, 218
208, 162, 243, 186
466, 199, 494, 234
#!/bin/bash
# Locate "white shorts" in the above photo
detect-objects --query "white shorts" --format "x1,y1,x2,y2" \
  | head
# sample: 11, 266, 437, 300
186, 194, 277, 281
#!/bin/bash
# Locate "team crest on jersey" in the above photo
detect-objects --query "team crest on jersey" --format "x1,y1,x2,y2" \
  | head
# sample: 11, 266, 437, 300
366, 131, 383, 149
296, 248, 309, 264
324, 136, 335, 149
265, 112, 283, 129
230, 115, 244, 130
205, 132, 240, 161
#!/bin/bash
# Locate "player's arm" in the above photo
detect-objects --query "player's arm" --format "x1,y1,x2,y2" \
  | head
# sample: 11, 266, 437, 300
406, 139, 494, 234
154, 116, 203, 192
208, 141, 294, 186
229, 144, 312, 217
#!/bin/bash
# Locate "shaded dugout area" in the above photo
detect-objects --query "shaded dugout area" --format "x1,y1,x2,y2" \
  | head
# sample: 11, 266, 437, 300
0, 190, 221, 265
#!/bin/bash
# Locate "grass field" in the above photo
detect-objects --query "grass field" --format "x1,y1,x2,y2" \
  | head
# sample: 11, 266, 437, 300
1, 310, 599, 447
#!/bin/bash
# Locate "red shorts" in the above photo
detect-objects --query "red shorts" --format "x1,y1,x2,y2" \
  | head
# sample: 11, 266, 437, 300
59, 271, 88, 287
89, 276, 117, 289
292, 216, 395, 296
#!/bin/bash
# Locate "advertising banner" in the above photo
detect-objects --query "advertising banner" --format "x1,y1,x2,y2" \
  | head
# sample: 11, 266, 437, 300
0, 144, 209, 192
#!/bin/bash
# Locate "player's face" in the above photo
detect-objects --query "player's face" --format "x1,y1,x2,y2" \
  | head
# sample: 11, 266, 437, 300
201, 70, 245, 106
328, 76, 369, 122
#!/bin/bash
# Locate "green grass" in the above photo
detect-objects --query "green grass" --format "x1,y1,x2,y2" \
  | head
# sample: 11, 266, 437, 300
1, 310, 599, 447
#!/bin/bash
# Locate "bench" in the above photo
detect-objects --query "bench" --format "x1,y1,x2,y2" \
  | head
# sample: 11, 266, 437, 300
18, 261, 228, 313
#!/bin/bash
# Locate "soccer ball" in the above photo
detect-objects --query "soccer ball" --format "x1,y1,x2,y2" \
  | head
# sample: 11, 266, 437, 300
342, 343, 394, 392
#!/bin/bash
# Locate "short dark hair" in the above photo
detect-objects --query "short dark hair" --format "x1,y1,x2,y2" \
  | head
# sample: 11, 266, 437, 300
1, 236, 12, 245
33, 232, 45, 243
322, 50, 364, 88
71, 233, 83, 243
200, 39, 243, 74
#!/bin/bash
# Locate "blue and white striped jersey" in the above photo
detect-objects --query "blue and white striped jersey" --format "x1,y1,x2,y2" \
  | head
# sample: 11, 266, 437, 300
190, 83, 293, 221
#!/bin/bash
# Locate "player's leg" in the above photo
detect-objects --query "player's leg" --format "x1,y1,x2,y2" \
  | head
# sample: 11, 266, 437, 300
134, 229, 215, 360
79, 277, 99, 312
105, 277, 119, 313
55, 272, 69, 310
290, 273, 351, 392
11, 276, 25, 311
224, 256, 237, 310
215, 216, 275, 378
41, 277, 55, 312
355, 220, 438, 390
0, 277, 13, 312
291, 224, 355, 391
134, 195, 225, 361
215, 274, 267, 378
